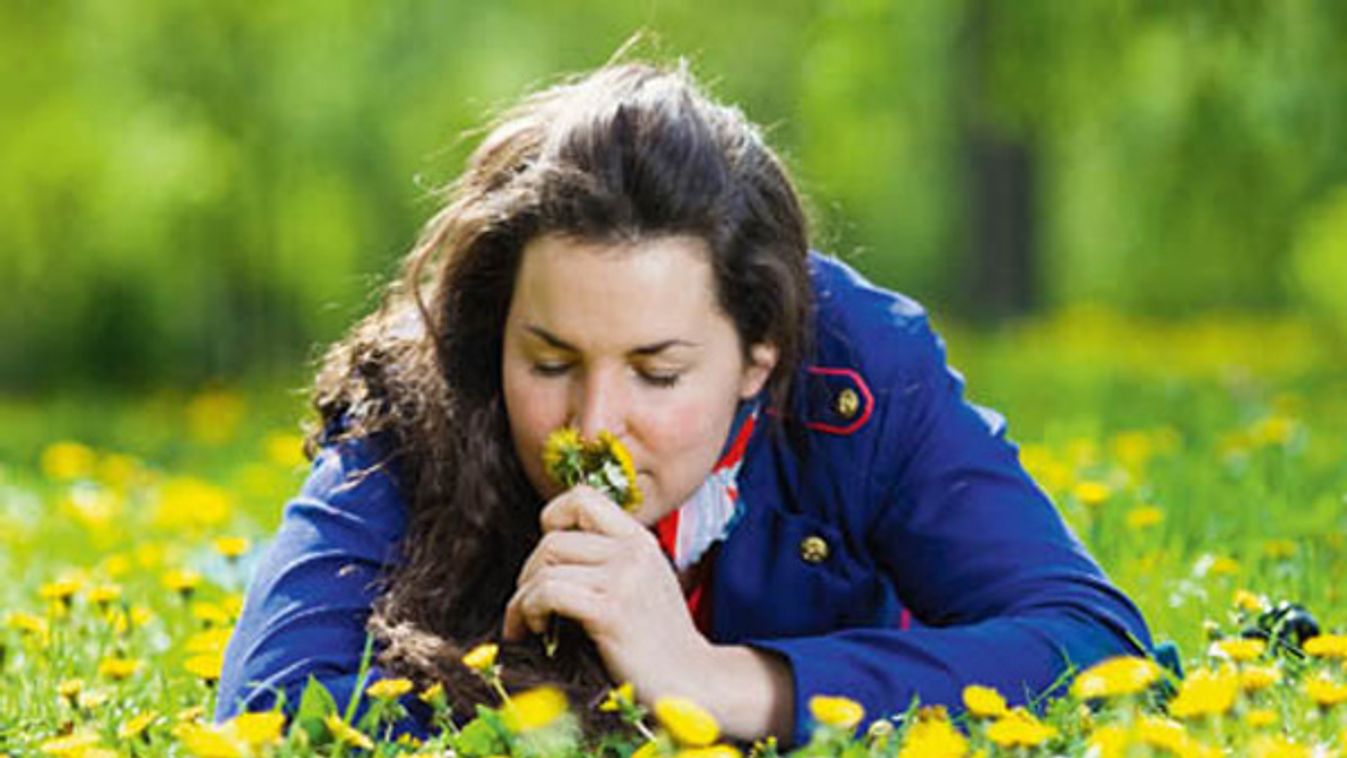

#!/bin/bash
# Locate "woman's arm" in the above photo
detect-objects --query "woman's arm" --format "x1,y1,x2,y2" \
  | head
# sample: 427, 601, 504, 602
215, 436, 425, 729
743, 313, 1154, 747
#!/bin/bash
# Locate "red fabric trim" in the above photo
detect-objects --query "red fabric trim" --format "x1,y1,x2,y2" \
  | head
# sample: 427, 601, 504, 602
899, 608, 912, 631
802, 366, 874, 435
655, 508, 679, 558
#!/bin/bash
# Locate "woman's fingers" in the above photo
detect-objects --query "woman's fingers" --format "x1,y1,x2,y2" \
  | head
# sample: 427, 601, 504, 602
517, 529, 617, 587
502, 564, 608, 642
540, 484, 647, 538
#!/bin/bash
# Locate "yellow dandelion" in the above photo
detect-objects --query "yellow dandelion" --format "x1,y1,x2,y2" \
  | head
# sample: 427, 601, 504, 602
1133, 715, 1213, 757
1168, 667, 1238, 719
85, 583, 123, 606
7, 610, 50, 638
1244, 708, 1278, 728
462, 642, 499, 672
176, 722, 245, 758
542, 427, 584, 483
186, 388, 246, 446
1305, 675, 1347, 707
220, 592, 245, 619
264, 431, 307, 468
897, 716, 967, 757
985, 708, 1057, 749
1240, 665, 1282, 693
1072, 480, 1112, 508
1210, 637, 1265, 662
1086, 725, 1128, 758
367, 677, 415, 699
600, 682, 636, 712
212, 536, 251, 560
161, 568, 204, 595
961, 684, 1007, 718
177, 705, 207, 722
98, 656, 141, 681
38, 731, 102, 756
1233, 589, 1267, 613
324, 714, 375, 751
419, 682, 446, 706
595, 430, 643, 510
191, 601, 231, 627
57, 678, 84, 704
808, 694, 864, 730
502, 685, 568, 733
153, 477, 233, 531
184, 630, 233, 659
184, 653, 224, 682
655, 696, 720, 748
631, 742, 661, 758
118, 710, 160, 739
1304, 634, 1347, 659
1200, 555, 1241, 577
40, 441, 96, 481
97, 452, 142, 489
1070, 656, 1162, 700
1124, 505, 1164, 530
229, 712, 286, 750
39, 578, 82, 603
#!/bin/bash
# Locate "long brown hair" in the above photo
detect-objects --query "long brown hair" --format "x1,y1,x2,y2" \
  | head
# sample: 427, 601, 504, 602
309, 58, 813, 733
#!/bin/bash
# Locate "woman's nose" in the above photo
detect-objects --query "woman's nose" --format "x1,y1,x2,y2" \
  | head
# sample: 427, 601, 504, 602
572, 370, 626, 439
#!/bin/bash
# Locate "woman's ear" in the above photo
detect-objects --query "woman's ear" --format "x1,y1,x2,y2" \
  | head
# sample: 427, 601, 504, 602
739, 342, 779, 399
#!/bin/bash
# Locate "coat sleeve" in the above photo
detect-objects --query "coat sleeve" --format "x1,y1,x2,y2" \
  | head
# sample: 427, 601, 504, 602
215, 436, 429, 732
747, 316, 1154, 746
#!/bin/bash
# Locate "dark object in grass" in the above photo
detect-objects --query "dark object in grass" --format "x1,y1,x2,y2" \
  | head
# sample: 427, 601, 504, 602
1241, 601, 1321, 656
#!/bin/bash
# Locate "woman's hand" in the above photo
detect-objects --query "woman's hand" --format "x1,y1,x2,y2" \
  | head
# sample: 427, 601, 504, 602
502, 485, 713, 699
501, 484, 796, 743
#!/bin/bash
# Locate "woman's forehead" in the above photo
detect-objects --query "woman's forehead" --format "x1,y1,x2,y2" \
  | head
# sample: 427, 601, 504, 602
509, 233, 732, 350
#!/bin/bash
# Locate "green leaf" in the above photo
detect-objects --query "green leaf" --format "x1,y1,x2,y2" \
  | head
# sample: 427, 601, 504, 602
455, 713, 508, 757
294, 675, 339, 745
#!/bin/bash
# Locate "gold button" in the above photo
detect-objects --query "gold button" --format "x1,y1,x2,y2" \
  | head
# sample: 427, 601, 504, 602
835, 388, 861, 419
800, 535, 830, 564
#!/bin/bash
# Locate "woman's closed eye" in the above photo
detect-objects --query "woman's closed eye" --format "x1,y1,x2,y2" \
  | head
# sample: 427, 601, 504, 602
529, 361, 682, 388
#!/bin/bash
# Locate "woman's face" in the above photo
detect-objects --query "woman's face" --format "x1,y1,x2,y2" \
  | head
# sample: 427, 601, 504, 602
502, 233, 778, 527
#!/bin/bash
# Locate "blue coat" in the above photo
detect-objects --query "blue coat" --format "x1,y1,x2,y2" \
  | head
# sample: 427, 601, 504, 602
217, 253, 1153, 746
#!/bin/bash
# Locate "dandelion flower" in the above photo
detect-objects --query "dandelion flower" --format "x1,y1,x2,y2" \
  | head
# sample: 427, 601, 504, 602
229, 712, 285, 750
85, 584, 123, 606
184, 653, 224, 682
502, 685, 568, 733
118, 711, 160, 740
1168, 667, 1238, 719
462, 642, 499, 673
1071, 656, 1162, 700
1124, 505, 1164, 530
985, 708, 1057, 749
1072, 480, 1111, 508
1244, 708, 1278, 728
161, 568, 203, 596
367, 677, 415, 699
323, 714, 375, 751
39, 578, 82, 603
600, 682, 635, 713
97, 656, 141, 681
1233, 589, 1267, 613
1240, 665, 1282, 693
419, 682, 446, 706
38, 731, 102, 756
1305, 676, 1347, 707
176, 722, 244, 758
57, 678, 84, 700
961, 684, 1008, 718
1210, 637, 1265, 662
40, 441, 96, 481
655, 696, 720, 747
808, 694, 864, 730
897, 715, 967, 757
212, 536, 251, 560
1304, 634, 1347, 660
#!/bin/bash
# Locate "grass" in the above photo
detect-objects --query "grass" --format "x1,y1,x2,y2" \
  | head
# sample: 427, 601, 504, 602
2, 309, 1346, 756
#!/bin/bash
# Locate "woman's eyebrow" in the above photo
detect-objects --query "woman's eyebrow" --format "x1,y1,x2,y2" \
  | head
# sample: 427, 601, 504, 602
523, 325, 699, 355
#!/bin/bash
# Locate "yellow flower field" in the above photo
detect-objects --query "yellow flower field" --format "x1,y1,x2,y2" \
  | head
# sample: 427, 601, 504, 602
2, 310, 1346, 756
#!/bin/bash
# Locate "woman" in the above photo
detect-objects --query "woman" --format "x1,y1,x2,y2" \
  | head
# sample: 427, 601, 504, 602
216, 59, 1153, 747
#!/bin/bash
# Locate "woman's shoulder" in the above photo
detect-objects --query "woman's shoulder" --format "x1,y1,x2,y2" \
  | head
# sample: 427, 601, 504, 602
805, 251, 946, 386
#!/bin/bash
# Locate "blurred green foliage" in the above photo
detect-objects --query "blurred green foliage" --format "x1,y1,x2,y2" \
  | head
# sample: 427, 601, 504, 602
2, 0, 1346, 390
